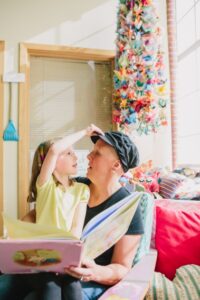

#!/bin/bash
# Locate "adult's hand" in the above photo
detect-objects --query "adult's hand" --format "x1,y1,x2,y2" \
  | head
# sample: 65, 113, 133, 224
64, 235, 142, 286
64, 258, 97, 282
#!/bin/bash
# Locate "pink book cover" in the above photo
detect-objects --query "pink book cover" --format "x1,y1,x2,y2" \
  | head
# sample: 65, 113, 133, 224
0, 239, 83, 274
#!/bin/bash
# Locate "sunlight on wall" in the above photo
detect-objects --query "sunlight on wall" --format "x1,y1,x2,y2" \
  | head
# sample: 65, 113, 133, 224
28, 1, 116, 49
0, 0, 170, 218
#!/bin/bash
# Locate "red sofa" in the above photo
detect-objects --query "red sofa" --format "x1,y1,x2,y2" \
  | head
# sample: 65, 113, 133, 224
99, 199, 200, 300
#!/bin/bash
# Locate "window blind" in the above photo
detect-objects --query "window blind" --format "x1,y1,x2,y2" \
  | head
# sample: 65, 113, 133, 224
30, 57, 113, 155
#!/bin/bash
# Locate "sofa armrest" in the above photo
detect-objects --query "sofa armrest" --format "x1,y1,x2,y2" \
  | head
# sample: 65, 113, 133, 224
99, 250, 157, 300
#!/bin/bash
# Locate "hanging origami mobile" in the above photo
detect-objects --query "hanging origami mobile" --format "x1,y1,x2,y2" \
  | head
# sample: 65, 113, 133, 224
113, 0, 168, 135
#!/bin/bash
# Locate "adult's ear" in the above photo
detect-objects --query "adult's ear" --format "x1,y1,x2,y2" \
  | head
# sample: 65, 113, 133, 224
112, 160, 123, 173
21, 209, 36, 223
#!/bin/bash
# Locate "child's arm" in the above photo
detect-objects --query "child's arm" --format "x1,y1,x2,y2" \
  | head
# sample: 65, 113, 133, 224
70, 202, 87, 239
38, 124, 103, 186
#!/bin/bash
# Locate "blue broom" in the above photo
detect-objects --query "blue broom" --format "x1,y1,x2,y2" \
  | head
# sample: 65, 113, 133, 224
3, 82, 19, 141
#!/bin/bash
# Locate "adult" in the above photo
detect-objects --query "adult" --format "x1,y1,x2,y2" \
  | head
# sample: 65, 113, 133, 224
66, 131, 144, 300
0, 131, 144, 300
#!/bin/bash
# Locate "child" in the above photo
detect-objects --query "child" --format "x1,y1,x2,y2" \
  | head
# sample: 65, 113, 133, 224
22, 124, 104, 300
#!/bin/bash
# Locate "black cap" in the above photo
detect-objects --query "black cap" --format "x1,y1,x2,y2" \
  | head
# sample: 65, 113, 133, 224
91, 131, 139, 172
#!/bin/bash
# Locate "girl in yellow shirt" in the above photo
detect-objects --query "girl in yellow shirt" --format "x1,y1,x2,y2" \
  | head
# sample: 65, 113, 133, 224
24, 124, 103, 300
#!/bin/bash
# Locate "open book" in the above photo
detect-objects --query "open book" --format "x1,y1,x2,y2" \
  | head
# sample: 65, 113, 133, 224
0, 192, 142, 274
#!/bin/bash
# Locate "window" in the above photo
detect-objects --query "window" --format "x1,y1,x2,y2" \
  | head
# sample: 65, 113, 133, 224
18, 43, 114, 218
30, 57, 113, 174
176, 0, 200, 166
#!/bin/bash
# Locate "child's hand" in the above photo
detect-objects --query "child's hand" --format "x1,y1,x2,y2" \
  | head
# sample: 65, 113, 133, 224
86, 124, 104, 137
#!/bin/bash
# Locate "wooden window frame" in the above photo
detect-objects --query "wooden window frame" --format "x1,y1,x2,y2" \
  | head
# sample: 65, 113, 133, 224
0, 41, 4, 235
18, 43, 115, 219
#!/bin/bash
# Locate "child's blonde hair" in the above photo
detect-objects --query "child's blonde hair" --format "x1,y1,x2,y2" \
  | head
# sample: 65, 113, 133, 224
27, 138, 74, 203
27, 140, 53, 203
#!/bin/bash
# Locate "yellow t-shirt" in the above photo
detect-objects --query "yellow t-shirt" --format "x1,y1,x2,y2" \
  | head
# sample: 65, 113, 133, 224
36, 176, 90, 232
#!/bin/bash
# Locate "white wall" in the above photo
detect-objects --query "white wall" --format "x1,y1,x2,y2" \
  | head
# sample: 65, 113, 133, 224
0, 0, 171, 218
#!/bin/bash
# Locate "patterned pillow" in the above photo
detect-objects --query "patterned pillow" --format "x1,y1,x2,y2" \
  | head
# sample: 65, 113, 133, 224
175, 177, 200, 200
133, 193, 154, 264
159, 173, 185, 198
145, 264, 200, 300
173, 166, 199, 178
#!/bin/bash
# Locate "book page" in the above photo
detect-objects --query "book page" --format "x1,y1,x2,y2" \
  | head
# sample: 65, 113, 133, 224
82, 193, 142, 259
3, 215, 77, 240
3, 192, 143, 263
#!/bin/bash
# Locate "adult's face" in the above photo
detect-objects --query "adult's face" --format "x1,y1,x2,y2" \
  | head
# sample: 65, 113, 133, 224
86, 139, 119, 183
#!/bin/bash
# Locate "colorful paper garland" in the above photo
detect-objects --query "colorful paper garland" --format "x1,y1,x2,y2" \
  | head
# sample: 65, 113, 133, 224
113, 0, 168, 135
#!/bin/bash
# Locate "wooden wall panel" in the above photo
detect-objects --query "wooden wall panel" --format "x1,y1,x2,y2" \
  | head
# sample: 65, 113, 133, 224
0, 41, 5, 235
19, 43, 115, 219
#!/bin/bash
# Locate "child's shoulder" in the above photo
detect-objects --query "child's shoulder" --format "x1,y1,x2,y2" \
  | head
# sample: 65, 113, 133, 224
73, 181, 90, 191
72, 181, 90, 201
36, 174, 55, 190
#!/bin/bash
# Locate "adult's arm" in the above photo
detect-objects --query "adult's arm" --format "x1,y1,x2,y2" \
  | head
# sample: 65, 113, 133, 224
65, 234, 141, 286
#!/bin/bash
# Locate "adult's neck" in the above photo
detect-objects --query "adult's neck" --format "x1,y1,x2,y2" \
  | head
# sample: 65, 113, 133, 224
88, 177, 122, 207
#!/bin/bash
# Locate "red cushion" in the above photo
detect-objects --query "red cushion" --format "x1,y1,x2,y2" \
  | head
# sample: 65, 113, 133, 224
155, 200, 200, 280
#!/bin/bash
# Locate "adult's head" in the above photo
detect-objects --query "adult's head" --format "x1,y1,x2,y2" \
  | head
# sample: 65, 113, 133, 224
87, 131, 139, 184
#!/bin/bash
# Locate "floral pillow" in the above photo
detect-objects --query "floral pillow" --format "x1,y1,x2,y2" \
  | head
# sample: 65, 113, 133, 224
130, 160, 161, 193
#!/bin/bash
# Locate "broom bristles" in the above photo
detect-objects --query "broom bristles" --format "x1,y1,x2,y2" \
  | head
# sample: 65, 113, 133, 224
3, 120, 19, 141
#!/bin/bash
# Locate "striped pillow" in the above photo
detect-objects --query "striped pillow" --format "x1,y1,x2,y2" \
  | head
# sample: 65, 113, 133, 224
145, 264, 200, 300
159, 174, 184, 198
